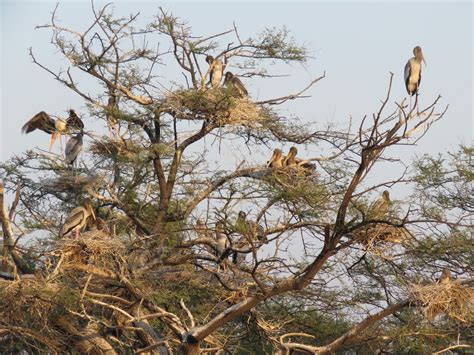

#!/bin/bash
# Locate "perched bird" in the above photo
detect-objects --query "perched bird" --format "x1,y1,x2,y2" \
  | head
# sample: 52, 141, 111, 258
206, 55, 224, 88
223, 72, 248, 97
59, 198, 96, 238
64, 131, 84, 166
214, 222, 228, 257
438, 268, 452, 284
22, 110, 84, 151
283, 147, 316, 170
404, 46, 426, 96
267, 148, 284, 169
235, 211, 267, 243
371, 190, 391, 219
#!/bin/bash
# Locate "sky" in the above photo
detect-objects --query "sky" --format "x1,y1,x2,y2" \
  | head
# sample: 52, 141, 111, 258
0, 1, 473, 185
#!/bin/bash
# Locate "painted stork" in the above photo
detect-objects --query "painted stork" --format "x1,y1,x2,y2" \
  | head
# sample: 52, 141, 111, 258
267, 148, 284, 169
223, 72, 248, 97
235, 211, 266, 243
371, 190, 391, 218
404, 46, 426, 97
283, 147, 316, 170
206, 55, 224, 88
214, 222, 228, 256
22, 110, 84, 151
64, 131, 84, 166
59, 198, 96, 238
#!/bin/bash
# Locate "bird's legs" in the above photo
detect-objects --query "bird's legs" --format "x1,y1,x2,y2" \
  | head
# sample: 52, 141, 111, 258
49, 132, 57, 151
75, 227, 80, 239
59, 133, 65, 158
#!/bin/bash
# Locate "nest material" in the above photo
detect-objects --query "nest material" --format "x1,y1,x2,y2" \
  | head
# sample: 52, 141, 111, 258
55, 230, 124, 267
165, 88, 267, 127
41, 172, 103, 193
89, 137, 143, 159
354, 224, 410, 258
410, 280, 474, 322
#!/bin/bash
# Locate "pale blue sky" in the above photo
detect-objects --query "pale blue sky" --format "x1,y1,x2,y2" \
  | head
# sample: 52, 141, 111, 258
1, 1, 472, 167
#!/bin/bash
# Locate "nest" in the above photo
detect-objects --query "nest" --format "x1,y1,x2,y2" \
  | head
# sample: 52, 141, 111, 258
410, 280, 474, 322
164, 88, 268, 128
54, 230, 125, 268
41, 171, 103, 193
89, 138, 144, 160
354, 224, 410, 258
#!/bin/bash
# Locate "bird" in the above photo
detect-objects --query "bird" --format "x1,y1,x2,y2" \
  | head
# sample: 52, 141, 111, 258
64, 131, 84, 166
214, 222, 228, 257
267, 149, 284, 169
438, 268, 452, 284
283, 147, 316, 170
235, 211, 267, 243
223, 72, 248, 97
404, 46, 426, 97
22, 110, 84, 151
371, 190, 391, 219
59, 198, 96, 238
205, 55, 224, 88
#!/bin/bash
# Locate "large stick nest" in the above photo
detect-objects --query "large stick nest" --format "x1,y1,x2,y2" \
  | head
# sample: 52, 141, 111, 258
410, 280, 474, 322
164, 88, 271, 128
354, 224, 411, 258
41, 171, 103, 193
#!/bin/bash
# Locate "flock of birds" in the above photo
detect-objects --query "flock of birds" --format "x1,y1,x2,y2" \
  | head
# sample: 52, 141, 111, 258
18, 47, 423, 239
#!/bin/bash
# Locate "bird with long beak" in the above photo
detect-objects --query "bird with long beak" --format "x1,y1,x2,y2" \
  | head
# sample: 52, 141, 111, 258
22, 109, 84, 151
59, 198, 96, 238
223, 72, 248, 97
404, 46, 426, 97
205, 55, 224, 88
283, 147, 316, 170
267, 148, 284, 169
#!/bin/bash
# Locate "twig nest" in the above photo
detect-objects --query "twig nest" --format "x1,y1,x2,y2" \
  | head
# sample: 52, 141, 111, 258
410, 280, 474, 322
164, 88, 269, 128
353, 224, 410, 258
41, 171, 103, 193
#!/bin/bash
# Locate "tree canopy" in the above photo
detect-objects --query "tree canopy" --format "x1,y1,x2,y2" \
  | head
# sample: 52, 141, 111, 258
0, 4, 472, 354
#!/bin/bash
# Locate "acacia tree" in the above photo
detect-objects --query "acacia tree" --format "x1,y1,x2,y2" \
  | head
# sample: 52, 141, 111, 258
1, 4, 472, 354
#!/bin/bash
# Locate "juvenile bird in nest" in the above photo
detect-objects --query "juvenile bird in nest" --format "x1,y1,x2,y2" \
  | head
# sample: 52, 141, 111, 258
59, 198, 96, 238
267, 148, 284, 169
437, 268, 452, 284
205, 55, 224, 88
283, 147, 316, 170
223, 71, 248, 98
371, 190, 391, 219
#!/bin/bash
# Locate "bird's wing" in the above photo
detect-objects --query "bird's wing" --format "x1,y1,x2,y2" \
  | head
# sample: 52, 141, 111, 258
232, 77, 248, 96
22, 111, 55, 134
404, 60, 411, 95
64, 135, 83, 164
67, 112, 84, 130
60, 207, 86, 237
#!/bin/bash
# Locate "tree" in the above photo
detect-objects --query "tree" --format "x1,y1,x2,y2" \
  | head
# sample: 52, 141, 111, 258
1, 4, 472, 354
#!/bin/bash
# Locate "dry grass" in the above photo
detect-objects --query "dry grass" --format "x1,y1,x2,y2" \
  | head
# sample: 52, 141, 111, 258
354, 224, 411, 258
165, 88, 269, 128
54, 230, 125, 267
410, 280, 474, 322
41, 171, 103, 193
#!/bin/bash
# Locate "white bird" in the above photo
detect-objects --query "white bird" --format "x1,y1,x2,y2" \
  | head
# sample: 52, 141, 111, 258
371, 190, 391, 219
404, 46, 426, 97
214, 222, 228, 256
59, 198, 96, 238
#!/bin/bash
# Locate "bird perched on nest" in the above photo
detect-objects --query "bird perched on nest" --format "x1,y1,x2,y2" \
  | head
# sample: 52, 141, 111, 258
214, 222, 229, 257
283, 147, 316, 170
267, 148, 284, 169
437, 268, 452, 284
235, 211, 267, 243
404, 46, 426, 97
64, 131, 84, 166
223, 72, 248, 98
205, 55, 224, 88
59, 198, 96, 238
22, 109, 84, 151
370, 190, 391, 219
